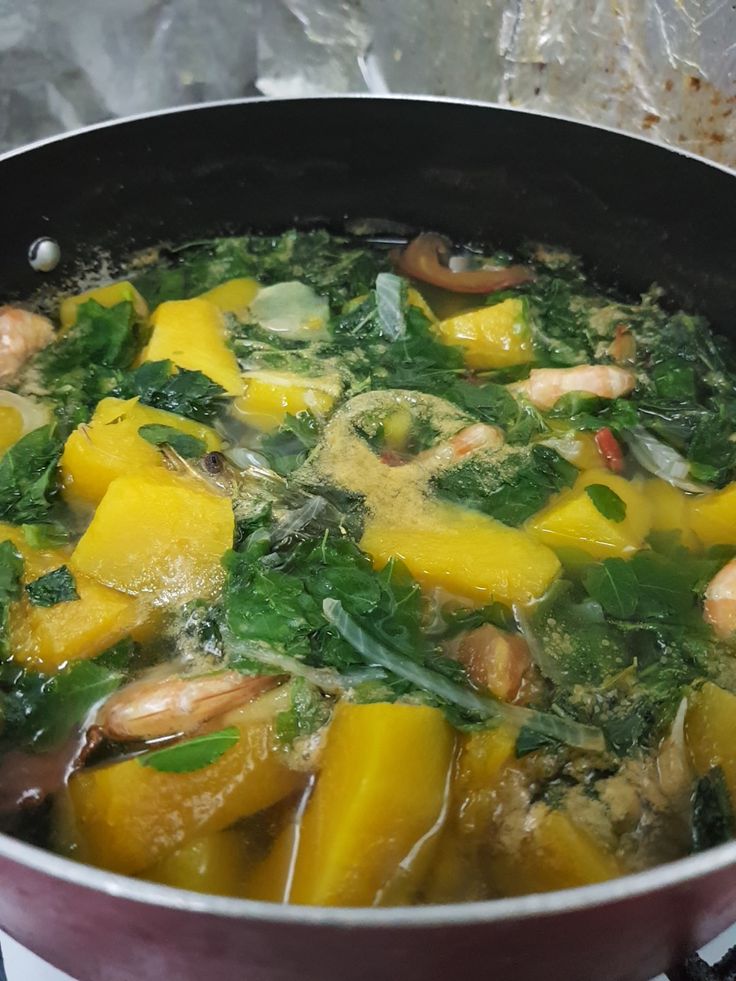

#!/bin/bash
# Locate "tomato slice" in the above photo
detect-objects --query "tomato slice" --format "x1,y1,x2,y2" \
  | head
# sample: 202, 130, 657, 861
595, 427, 624, 473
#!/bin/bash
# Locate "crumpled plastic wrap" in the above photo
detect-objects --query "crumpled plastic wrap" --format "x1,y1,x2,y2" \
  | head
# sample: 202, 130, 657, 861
3, 0, 736, 168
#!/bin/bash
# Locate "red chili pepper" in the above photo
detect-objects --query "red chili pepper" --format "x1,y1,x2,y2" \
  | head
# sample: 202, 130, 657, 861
595, 427, 624, 473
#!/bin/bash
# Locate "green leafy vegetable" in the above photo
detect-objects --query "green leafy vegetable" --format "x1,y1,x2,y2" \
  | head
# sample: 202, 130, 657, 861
260, 412, 320, 476
0, 540, 23, 659
25, 566, 79, 607
21, 523, 68, 550
137, 424, 207, 459
585, 484, 627, 522
692, 767, 733, 853
433, 445, 576, 527
322, 598, 605, 751
115, 361, 227, 424
583, 559, 637, 618
275, 676, 331, 745
139, 726, 240, 773
0, 426, 61, 524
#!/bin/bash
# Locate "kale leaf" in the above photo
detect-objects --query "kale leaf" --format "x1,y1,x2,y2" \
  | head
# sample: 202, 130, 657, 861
692, 767, 734, 853
432, 444, 576, 527
114, 360, 227, 424
25, 566, 79, 607
0, 426, 61, 524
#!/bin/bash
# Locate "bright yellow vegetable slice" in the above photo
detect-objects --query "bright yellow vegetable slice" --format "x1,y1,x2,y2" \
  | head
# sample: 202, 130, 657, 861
0, 523, 144, 672
199, 278, 260, 318
686, 683, 736, 803
250, 702, 454, 906
144, 298, 243, 395
645, 478, 699, 550
527, 469, 651, 559
64, 688, 301, 875
71, 470, 234, 602
60, 396, 222, 507
59, 281, 148, 330
0, 406, 23, 455
361, 503, 560, 607
436, 298, 533, 370
689, 483, 736, 547
234, 371, 341, 433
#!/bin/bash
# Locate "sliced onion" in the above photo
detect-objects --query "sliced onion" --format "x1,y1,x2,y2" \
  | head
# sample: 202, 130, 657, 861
623, 426, 710, 493
249, 282, 329, 340
0, 390, 51, 438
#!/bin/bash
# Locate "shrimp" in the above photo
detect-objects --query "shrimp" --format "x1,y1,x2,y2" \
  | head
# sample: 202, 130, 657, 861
704, 558, 736, 639
417, 422, 504, 469
96, 671, 280, 741
0, 306, 54, 383
511, 364, 636, 410
456, 624, 532, 703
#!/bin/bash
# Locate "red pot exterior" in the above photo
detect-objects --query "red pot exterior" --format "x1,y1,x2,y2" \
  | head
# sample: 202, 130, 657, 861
0, 849, 735, 981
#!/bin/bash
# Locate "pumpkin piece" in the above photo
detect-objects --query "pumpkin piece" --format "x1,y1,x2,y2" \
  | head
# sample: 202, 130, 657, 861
144, 298, 243, 395
689, 483, 736, 547
60, 396, 221, 507
234, 371, 340, 433
71, 470, 234, 602
436, 299, 532, 370
247, 702, 454, 906
60, 281, 148, 330
199, 278, 260, 318
361, 503, 560, 607
64, 688, 301, 874
527, 469, 651, 560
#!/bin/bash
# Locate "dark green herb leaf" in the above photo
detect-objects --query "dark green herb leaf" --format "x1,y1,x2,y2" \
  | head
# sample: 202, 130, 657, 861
116, 361, 227, 424
692, 767, 733, 853
138, 424, 206, 459
583, 559, 638, 618
140, 726, 240, 773
26, 566, 79, 607
585, 484, 627, 522
515, 726, 560, 757
0, 426, 61, 524
260, 412, 320, 476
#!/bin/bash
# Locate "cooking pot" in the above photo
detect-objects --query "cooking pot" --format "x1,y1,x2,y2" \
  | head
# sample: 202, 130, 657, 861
1, 96, 735, 981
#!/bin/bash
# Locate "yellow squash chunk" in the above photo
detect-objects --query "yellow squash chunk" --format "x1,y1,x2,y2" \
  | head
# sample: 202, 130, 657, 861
527, 469, 651, 560
689, 483, 736, 547
453, 726, 517, 835
645, 479, 698, 550
60, 397, 222, 507
407, 288, 437, 322
199, 278, 260, 318
491, 807, 622, 895
66, 692, 302, 875
144, 830, 251, 897
144, 299, 244, 396
259, 702, 454, 906
686, 683, 736, 803
234, 371, 341, 433
436, 299, 533, 370
0, 406, 23, 455
0, 523, 144, 672
361, 504, 560, 607
60, 281, 148, 330
71, 470, 234, 602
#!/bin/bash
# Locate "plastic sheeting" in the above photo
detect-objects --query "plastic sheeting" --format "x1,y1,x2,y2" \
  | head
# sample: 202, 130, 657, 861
2, 0, 736, 166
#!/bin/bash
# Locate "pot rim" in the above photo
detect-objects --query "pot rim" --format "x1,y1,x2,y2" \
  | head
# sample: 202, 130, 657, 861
1, 92, 735, 180
1, 93, 735, 928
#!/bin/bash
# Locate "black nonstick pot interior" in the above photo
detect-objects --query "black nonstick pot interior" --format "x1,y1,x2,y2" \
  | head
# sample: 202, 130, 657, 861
1, 96, 735, 340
